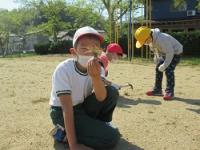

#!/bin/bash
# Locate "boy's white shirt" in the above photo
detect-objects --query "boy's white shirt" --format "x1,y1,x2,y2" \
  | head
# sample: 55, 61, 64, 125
150, 28, 183, 69
50, 58, 105, 107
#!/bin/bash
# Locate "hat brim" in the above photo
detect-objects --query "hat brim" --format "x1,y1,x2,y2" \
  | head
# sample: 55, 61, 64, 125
136, 41, 144, 48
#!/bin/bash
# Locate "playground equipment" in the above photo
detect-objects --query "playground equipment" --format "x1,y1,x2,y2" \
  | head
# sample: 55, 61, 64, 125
110, 0, 152, 61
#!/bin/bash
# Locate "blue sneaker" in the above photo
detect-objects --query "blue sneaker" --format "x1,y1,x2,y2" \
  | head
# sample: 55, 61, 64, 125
50, 124, 66, 143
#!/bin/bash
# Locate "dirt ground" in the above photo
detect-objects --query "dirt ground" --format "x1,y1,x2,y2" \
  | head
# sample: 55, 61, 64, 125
0, 55, 200, 150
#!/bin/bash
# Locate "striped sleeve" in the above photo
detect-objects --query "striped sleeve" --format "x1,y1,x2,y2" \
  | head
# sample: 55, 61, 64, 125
56, 90, 71, 96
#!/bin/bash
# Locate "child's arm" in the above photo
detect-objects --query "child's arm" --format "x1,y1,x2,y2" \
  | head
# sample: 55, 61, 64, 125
88, 58, 107, 101
59, 95, 93, 150
59, 95, 76, 148
159, 42, 174, 72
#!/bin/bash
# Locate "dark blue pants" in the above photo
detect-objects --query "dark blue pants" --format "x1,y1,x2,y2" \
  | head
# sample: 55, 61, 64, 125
50, 86, 120, 149
154, 55, 181, 94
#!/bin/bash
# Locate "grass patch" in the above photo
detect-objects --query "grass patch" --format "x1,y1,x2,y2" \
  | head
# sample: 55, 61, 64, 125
0, 51, 37, 58
121, 56, 200, 66
120, 56, 153, 66
1, 53, 200, 66
181, 57, 200, 66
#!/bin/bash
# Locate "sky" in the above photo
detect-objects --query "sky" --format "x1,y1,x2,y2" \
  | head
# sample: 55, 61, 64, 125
0, 0, 20, 10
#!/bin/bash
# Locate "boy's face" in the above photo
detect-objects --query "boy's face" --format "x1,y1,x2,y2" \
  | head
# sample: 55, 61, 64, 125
111, 53, 120, 60
144, 36, 153, 46
75, 36, 101, 56
107, 52, 121, 62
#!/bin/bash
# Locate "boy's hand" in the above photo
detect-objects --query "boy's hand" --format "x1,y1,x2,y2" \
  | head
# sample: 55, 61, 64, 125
87, 57, 101, 79
158, 64, 165, 72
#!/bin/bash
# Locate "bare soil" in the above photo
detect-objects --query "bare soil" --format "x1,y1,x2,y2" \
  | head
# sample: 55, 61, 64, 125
0, 55, 200, 150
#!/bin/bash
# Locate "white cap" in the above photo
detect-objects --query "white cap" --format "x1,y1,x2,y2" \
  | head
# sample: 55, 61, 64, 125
73, 26, 104, 47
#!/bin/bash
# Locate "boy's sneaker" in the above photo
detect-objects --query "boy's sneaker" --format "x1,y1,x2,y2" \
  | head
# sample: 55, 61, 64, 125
146, 90, 163, 96
163, 92, 174, 101
106, 121, 117, 129
50, 124, 66, 143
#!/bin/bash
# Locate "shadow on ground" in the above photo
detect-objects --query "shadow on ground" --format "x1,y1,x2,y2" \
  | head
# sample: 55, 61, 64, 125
186, 108, 200, 114
174, 97, 200, 115
113, 138, 144, 150
117, 96, 161, 108
54, 141, 68, 150
174, 97, 200, 106
31, 97, 49, 104
53, 138, 143, 150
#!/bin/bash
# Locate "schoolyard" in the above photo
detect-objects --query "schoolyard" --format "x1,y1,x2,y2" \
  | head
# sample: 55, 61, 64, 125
0, 55, 200, 150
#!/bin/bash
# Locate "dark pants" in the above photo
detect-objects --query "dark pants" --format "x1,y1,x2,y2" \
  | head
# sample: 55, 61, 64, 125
154, 55, 181, 94
50, 86, 120, 150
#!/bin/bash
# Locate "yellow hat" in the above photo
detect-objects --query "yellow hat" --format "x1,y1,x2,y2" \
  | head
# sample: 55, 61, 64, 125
135, 26, 151, 48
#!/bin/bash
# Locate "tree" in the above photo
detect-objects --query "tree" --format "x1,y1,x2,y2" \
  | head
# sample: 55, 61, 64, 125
0, 30, 9, 56
65, 1, 105, 30
84, 0, 143, 41
198, 1, 200, 9
0, 10, 10, 55
173, 0, 200, 9
15, 0, 104, 42
15, 0, 68, 42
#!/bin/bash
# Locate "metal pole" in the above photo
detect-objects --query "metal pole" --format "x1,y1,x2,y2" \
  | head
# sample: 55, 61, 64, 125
127, 12, 130, 61
129, 0, 133, 61
149, 0, 152, 58
141, 0, 144, 58
109, 4, 112, 43
146, 0, 149, 59
132, 0, 134, 59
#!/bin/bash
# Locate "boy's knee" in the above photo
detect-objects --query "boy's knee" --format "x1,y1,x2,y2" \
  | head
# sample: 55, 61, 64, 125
92, 127, 120, 150
106, 86, 119, 101
78, 127, 120, 150
99, 127, 120, 149
107, 128, 120, 148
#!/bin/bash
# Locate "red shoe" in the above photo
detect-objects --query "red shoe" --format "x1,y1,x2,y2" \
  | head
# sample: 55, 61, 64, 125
146, 90, 163, 96
163, 92, 174, 101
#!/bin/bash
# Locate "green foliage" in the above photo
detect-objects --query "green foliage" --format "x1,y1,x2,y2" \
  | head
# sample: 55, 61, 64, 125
65, 3, 104, 30
1, 51, 36, 58
173, 0, 186, 8
26, 0, 67, 42
34, 42, 51, 55
173, 0, 200, 9
197, 0, 200, 9
102, 36, 110, 48
0, 8, 35, 35
49, 40, 72, 54
118, 34, 128, 55
181, 57, 200, 66
13, 0, 106, 42
169, 31, 200, 56
34, 40, 72, 55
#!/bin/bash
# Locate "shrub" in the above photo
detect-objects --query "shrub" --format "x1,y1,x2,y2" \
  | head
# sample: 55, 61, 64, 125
49, 40, 72, 54
169, 31, 200, 56
34, 42, 51, 55
34, 40, 72, 55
